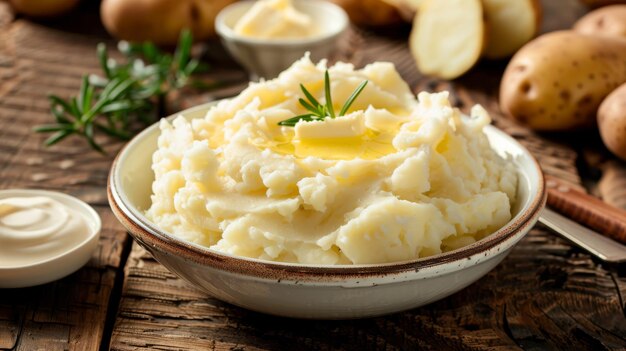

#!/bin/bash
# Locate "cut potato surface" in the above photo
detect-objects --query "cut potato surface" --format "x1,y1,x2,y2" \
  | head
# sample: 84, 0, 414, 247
483, 0, 541, 59
409, 0, 484, 79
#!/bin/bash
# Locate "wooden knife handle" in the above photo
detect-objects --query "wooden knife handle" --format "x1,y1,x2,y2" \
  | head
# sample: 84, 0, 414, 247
545, 175, 626, 244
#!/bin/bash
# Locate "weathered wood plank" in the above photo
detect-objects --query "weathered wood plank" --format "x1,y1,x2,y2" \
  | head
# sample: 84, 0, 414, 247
0, 12, 130, 351
110, 1, 626, 350
1, 0, 625, 349
112, 227, 626, 350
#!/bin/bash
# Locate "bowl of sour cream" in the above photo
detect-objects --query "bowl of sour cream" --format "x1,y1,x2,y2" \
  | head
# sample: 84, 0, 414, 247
215, 0, 349, 79
0, 189, 101, 288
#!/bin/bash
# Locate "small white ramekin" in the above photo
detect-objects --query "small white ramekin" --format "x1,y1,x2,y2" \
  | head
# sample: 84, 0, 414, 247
0, 189, 101, 288
215, 0, 349, 79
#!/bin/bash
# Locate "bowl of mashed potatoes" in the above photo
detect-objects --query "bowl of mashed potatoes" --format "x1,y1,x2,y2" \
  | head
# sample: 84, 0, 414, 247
108, 56, 545, 319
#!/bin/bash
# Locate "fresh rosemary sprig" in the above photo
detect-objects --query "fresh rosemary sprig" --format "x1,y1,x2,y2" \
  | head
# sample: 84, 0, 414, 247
278, 70, 368, 127
35, 30, 205, 153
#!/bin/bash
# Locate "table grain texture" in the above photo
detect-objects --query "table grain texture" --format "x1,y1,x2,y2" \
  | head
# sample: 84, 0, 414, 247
1, 0, 626, 350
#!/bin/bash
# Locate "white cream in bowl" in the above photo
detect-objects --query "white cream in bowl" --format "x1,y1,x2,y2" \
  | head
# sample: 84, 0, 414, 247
0, 189, 101, 288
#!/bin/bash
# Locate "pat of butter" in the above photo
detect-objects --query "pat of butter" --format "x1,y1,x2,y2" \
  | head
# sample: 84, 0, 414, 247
295, 113, 366, 139
234, 0, 316, 39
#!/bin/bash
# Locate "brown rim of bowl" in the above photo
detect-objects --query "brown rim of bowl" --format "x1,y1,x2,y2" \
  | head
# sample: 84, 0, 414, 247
108, 140, 546, 281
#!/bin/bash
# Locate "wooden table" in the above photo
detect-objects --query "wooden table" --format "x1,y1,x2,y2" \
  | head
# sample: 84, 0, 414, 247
1, 1, 626, 350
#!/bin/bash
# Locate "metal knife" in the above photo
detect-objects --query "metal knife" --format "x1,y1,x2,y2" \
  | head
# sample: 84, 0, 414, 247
539, 208, 626, 263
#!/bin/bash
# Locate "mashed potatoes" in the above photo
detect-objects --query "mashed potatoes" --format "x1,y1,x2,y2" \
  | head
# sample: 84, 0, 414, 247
147, 56, 517, 265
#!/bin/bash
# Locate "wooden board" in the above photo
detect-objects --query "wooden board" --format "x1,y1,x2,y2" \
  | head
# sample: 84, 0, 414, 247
110, 1, 626, 350
0, 0, 624, 350
0, 5, 130, 350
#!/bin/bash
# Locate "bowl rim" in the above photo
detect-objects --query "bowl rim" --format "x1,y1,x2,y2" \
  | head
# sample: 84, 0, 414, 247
108, 102, 546, 281
215, 0, 349, 47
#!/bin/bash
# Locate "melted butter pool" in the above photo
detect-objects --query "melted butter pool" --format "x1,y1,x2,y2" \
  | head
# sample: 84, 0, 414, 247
254, 129, 397, 160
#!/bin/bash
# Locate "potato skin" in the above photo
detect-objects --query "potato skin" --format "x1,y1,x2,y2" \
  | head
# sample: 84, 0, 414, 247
579, 0, 626, 8
101, 0, 236, 45
574, 5, 626, 39
9, 0, 79, 17
380, 0, 421, 21
329, 0, 404, 26
500, 31, 626, 131
598, 82, 626, 160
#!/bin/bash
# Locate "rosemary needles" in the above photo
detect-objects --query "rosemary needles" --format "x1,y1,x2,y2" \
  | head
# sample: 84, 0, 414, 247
35, 30, 204, 153
278, 70, 368, 127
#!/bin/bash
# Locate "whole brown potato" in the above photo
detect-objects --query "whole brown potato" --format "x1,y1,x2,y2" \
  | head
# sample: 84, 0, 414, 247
9, 0, 79, 17
329, 0, 405, 26
500, 31, 626, 131
101, 0, 237, 45
598, 82, 626, 160
574, 5, 626, 39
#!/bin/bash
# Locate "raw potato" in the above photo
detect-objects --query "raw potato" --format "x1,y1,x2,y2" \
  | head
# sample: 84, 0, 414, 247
101, 0, 237, 45
500, 31, 626, 131
482, 0, 542, 59
329, 0, 404, 26
574, 5, 626, 39
579, 0, 626, 8
409, 0, 485, 79
9, 0, 79, 17
381, 0, 422, 21
598, 82, 626, 160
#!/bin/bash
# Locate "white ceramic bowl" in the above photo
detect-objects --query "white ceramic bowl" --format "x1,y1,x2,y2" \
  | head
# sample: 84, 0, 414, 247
0, 189, 101, 288
215, 0, 349, 79
108, 102, 545, 319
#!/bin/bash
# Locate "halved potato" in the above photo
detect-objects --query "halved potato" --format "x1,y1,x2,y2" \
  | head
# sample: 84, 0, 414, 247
482, 0, 542, 59
409, 0, 485, 79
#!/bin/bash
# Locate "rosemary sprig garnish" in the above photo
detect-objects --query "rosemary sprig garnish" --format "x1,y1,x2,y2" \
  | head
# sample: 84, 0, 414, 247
278, 70, 368, 127
35, 30, 207, 153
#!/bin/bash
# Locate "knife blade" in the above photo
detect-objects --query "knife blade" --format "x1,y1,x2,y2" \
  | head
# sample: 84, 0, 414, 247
539, 208, 626, 263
